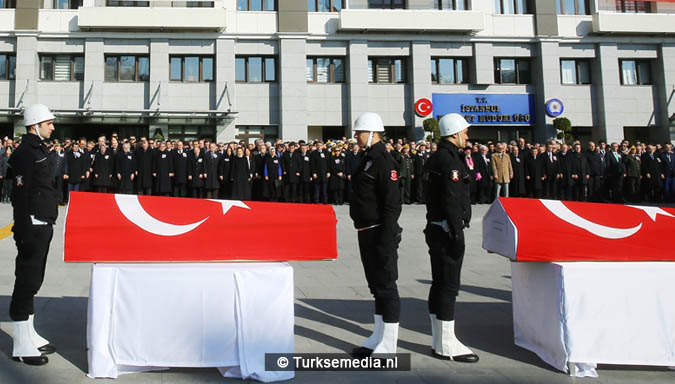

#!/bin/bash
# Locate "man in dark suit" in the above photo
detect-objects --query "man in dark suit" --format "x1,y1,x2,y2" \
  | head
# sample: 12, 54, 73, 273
116, 142, 137, 195
605, 142, 626, 203
661, 143, 675, 202
298, 142, 313, 203
474, 145, 493, 203
282, 142, 301, 203
642, 145, 664, 202
524, 147, 545, 198
310, 141, 331, 204
171, 140, 189, 198
557, 144, 573, 201
585, 141, 605, 202
543, 143, 559, 199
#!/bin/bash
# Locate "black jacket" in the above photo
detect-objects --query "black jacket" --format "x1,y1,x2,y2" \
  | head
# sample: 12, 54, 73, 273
298, 150, 313, 183
283, 151, 302, 184
349, 141, 401, 237
9, 133, 58, 230
311, 149, 331, 181
172, 149, 189, 184
524, 154, 545, 190
187, 151, 205, 189
65, 150, 86, 184
92, 149, 115, 187
49, 150, 66, 178
585, 150, 605, 177
423, 140, 470, 237
152, 150, 174, 193
135, 147, 154, 189
116, 150, 137, 191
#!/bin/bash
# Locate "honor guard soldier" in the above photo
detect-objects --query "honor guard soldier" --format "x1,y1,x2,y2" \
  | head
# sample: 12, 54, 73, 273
8, 104, 59, 365
350, 112, 402, 357
423, 113, 478, 363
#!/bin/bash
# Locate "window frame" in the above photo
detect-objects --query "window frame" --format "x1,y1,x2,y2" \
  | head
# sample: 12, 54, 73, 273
0, 0, 16, 8
494, 0, 530, 14
235, 56, 277, 83
53, 0, 82, 9
168, 125, 215, 142
434, 0, 467, 10
615, 1, 653, 13
307, 0, 342, 12
39, 54, 85, 82
494, 57, 531, 85
237, 0, 277, 11
431, 57, 469, 84
619, 59, 652, 86
368, 57, 407, 84
555, 0, 590, 15
106, 0, 150, 6
560, 58, 591, 85
0, 54, 16, 80
184, 1, 215, 7
235, 125, 279, 144
367, 0, 406, 9
104, 55, 149, 82
306, 57, 346, 84
169, 55, 215, 83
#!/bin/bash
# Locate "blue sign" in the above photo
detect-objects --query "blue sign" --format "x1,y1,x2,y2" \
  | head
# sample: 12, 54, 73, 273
546, 98, 564, 117
432, 93, 535, 126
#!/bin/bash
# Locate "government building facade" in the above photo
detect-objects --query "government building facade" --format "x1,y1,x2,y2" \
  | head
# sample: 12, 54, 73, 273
1, 0, 675, 145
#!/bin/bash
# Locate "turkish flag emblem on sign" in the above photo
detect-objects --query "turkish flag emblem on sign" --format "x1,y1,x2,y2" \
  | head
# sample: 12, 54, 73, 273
64, 192, 338, 263
483, 198, 675, 262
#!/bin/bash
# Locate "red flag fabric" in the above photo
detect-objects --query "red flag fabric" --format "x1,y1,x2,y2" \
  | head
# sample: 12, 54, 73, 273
64, 192, 337, 262
482, 198, 675, 262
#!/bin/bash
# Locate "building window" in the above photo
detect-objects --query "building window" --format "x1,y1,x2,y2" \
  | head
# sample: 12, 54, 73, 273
615, 1, 653, 13
494, 58, 530, 84
0, 0, 16, 7
368, 57, 406, 84
169, 125, 215, 142
0, 54, 16, 80
494, 0, 529, 14
308, 0, 342, 11
184, 1, 214, 7
105, 55, 149, 82
237, 0, 276, 11
367, 0, 405, 9
40, 55, 84, 81
54, 0, 82, 9
106, 0, 149, 6
434, 0, 467, 10
431, 58, 468, 84
620, 59, 652, 85
560, 59, 591, 85
235, 56, 277, 83
169, 56, 214, 82
236, 125, 279, 144
555, 0, 589, 15
306, 57, 345, 83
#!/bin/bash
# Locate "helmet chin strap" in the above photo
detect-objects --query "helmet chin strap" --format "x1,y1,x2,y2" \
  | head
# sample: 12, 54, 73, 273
34, 124, 44, 141
366, 131, 374, 148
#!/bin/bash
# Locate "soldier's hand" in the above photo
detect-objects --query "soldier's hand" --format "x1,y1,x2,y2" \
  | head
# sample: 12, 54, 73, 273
64, 175, 69, 180
188, 175, 192, 180
219, 176, 224, 181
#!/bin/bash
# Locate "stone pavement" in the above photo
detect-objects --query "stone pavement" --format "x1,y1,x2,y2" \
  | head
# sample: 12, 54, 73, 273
0, 201, 673, 384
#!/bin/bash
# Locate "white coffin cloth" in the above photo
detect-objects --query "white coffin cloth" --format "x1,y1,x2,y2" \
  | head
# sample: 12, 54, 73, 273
511, 262, 675, 377
87, 263, 294, 382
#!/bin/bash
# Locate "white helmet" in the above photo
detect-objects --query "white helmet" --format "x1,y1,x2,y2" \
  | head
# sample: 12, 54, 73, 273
353, 112, 385, 132
439, 113, 470, 137
24, 104, 55, 127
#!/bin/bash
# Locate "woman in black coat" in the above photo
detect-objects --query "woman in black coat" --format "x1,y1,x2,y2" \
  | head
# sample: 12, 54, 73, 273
263, 147, 283, 201
203, 143, 221, 199
219, 147, 233, 199
230, 147, 252, 200
329, 150, 346, 205
187, 147, 205, 198
152, 143, 174, 196
92, 145, 115, 193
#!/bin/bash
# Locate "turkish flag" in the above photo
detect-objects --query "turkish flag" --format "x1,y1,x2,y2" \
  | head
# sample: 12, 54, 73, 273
64, 192, 337, 263
483, 198, 675, 262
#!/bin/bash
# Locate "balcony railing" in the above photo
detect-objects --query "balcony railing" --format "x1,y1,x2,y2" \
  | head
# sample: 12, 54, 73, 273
593, 11, 675, 34
339, 8, 484, 33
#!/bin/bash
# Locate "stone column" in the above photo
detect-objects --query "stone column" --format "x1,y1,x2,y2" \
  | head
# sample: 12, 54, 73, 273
594, 43, 623, 143
410, 40, 431, 141
348, 40, 368, 130
533, 41, 561, 143
279, 37, 308, 142
216, 38, 236, 143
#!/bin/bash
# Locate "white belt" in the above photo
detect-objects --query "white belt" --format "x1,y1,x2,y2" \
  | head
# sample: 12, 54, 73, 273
357, 224, 381, 232
30, 215, 49, 225
431, 220, 450, 233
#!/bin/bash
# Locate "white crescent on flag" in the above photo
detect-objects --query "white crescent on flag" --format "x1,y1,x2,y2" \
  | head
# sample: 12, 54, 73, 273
114, 194, 249, 237
540, 200, 642, 240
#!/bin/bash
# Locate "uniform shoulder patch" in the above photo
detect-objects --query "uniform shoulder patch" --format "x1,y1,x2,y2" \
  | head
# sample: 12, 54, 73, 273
451, 170, 460, 182
390, 170, 398, 181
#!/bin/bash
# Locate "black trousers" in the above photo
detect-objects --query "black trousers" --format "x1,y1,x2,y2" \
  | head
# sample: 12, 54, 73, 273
313, 180, 328, 204
300, 181, 313, 203
173, 183, 187, 198
10, 225, 54, 321
358, 226, 401, 323
284, 182, 298, 203
424, 223, 464, 321
588, 176, 603, 202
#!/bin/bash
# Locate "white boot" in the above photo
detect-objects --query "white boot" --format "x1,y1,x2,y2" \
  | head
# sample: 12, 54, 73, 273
372, 322, 398, 355
430, 314, 437, 352
12, 321, 41, 357
28, 315, 49, 348
360, 314, 384, 350
435, 319, 476, 361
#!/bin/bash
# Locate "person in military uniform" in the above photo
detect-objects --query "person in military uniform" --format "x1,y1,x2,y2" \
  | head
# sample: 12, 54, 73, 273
8, 104, 59, 366
350, 112, 402, 357
423, 113, 478, 363
398, 144, 414, 204
413, 142, 428, 204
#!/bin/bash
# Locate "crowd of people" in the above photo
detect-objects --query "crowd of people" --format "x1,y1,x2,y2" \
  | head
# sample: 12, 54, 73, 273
0, 133, 673, 206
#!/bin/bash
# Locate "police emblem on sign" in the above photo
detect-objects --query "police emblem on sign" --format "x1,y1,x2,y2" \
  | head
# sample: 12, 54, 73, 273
390, 170, 398, 181
16, 175, 23, 187
451, 170, 460, 182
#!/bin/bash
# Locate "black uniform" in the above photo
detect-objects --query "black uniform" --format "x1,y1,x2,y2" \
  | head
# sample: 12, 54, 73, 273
345, 150, 362, 204
8, 133, 58, 321
422, 140, 471, 321
49, 150, 66, 205
349, 141, 402, 323
116, 150, 137, 194
413, 150, 428, 203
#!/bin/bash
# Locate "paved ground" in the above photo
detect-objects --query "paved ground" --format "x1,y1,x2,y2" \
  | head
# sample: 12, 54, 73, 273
0, 201, 673, 384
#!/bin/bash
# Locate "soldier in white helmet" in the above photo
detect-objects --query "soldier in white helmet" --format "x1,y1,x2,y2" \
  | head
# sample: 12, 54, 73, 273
422, 113, 478, 363
349, 112, 402, 357
7, 104, 58, 366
